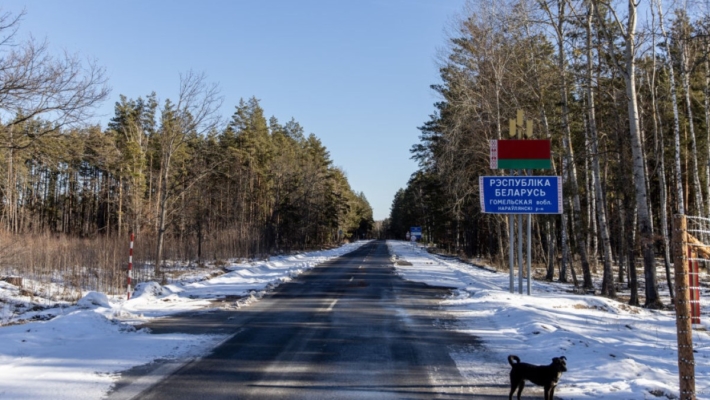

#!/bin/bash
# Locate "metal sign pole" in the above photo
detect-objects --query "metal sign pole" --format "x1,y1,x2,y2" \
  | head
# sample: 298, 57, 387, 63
527, 213, 532, 295
526, 168, 532, 296
509, 214, 515, 293
127, 232, 134, 300
518, 212, 523, 294
487, 111, 556, 298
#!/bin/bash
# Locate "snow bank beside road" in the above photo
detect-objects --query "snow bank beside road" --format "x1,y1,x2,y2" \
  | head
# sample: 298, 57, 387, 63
3, 238, 704, 400
387, 240, 710, 399
0, 241, 369, 400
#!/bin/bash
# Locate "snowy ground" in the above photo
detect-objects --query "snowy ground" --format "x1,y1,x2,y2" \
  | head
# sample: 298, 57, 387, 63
0, 242, 368, 400
0, 239, 708, 399
388, 240, 710, 400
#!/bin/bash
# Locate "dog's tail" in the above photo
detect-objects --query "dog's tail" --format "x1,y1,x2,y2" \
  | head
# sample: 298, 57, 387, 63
508, 355, 520, 366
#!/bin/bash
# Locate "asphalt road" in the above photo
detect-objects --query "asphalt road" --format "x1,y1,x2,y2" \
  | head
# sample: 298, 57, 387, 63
109, 241, 509, 399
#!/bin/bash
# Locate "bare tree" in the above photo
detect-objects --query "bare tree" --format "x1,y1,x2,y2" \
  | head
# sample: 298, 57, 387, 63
654, 0, 685, 216
0, 10, 109, 142
649, 1, 675, 301
154, 71, 222, 274
705, 36, 710, 220
582, 0, 615, 297
0, 9, 110, 232
594, 0, 662, 308
538, 0, 594, 289
676, 9, 704, 216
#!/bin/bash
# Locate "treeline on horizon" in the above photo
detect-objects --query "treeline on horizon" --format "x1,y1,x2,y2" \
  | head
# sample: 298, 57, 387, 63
387, 0, 708, 308
0, 10, 373, 296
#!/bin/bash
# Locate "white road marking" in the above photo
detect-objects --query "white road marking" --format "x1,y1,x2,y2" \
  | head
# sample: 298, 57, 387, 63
325, 299, 338, 312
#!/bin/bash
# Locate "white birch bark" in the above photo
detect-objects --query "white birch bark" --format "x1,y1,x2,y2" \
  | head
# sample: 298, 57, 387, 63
594, 0, 661, 307
585, 0, 615, 297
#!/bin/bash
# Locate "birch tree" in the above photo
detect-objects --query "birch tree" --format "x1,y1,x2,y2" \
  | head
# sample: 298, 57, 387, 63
655, 0, 685, 216
583, 0, 615, 297
594, 0, 662, 307
649, 1, 675, 300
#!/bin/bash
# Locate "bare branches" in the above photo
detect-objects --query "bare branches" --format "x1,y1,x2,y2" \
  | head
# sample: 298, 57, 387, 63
0, 8, 23, 49
154, 71, 223, 272
175, 70, 223, 137
0, 10, 110, 146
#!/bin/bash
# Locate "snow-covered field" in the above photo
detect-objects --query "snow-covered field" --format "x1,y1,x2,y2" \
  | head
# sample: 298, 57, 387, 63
0, 239, 708, 399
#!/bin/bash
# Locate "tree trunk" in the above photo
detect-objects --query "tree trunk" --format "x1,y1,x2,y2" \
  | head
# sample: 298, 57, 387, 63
4, 143, 14, 232
118, 170, 123, 238
537, 0, 576, 286
655, 0, 685, 215
625, 45, 661, 307
553, 9, 593, 288
586, 1, 615, 297
596, 0, 661, 307
650, 4, 674, 301
617, 198, 626, 284
560, 214, 569, 283
155, 152, 172, 276
681, 33, 704, 216
705, 40, 710, 220
546, 220, 556, 281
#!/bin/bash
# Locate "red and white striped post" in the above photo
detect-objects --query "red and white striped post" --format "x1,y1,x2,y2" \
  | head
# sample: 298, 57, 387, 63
127, 232, 134, 300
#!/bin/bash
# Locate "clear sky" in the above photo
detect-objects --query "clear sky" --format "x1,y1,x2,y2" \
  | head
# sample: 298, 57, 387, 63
3, 0, 467, 220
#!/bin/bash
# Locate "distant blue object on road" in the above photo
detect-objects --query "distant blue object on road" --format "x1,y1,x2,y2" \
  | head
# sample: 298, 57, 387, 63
479, 176, 562, 214
410, 226, 422, 240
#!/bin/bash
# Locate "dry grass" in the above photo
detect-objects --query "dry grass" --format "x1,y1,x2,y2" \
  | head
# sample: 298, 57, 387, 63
0, 228, 287, 301
0, 232, 126, 299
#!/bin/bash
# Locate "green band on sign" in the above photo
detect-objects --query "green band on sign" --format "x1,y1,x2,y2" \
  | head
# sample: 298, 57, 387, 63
497, 159, 551, 170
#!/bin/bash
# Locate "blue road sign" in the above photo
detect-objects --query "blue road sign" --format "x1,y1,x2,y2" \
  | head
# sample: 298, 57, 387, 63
410, 226, 422, 240
479, 176, 562, 214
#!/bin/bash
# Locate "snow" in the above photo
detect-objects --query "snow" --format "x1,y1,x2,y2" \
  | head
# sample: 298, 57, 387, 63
0, 242, 368, 400
0, 239, 708, 399
388, 240, 710, 399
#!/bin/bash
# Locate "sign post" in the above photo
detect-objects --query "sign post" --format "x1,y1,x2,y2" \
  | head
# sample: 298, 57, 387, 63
509, 216, 514, 293
486, 110, 557, 295
127, 232, 134, 300
480, 175, 562, 294
410, 226, 422, 242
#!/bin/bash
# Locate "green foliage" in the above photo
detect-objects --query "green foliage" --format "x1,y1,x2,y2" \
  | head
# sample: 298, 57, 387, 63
392, 0, 710, 270
0, 94, 371, 255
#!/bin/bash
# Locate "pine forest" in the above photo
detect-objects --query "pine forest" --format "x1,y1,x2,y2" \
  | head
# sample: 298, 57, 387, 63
0, 11, 374, 297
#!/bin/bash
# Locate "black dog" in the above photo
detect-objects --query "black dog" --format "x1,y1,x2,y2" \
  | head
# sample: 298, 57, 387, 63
508, 354, 567, 400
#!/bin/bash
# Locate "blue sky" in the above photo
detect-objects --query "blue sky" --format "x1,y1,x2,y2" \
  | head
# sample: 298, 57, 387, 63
3, 1, 467, 220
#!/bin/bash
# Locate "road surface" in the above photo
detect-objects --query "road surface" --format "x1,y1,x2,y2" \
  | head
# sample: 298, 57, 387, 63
109, 241, 509, 399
